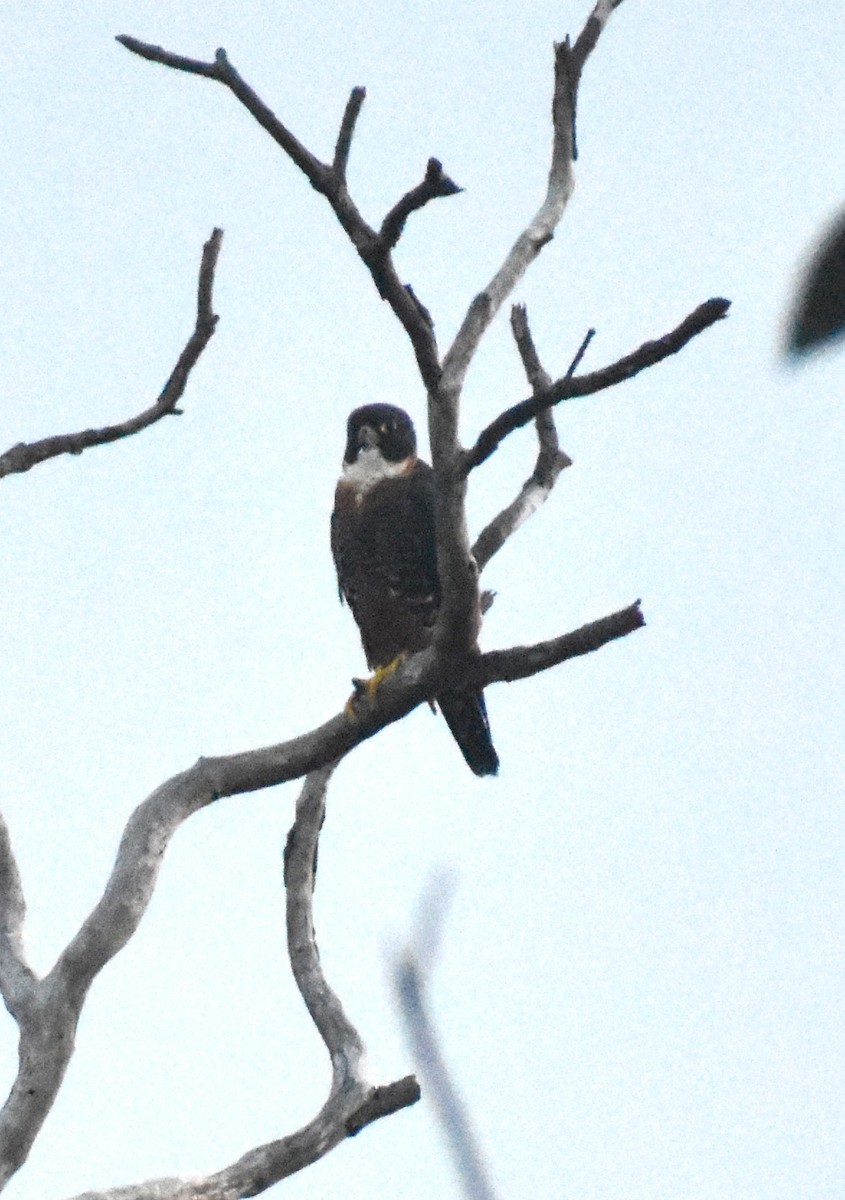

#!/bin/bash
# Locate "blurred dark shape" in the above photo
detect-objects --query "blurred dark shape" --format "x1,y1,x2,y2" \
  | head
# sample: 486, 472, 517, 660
786, 204, 845, 356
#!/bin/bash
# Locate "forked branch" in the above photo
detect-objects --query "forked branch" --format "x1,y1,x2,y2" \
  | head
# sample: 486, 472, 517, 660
0, 589, 640, 1188
0, 1, 730, 1191
465, 297, 731, 472
0, 229, 222, 481
116, 37, 452, 387
472, 309, 589, 571
61, 766, 418, 1200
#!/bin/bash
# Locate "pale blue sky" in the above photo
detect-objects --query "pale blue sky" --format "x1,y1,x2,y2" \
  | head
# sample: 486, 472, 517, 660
1, 2, 843, 1198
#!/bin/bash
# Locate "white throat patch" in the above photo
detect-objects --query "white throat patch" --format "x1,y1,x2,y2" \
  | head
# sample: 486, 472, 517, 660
342, 446, 411, 497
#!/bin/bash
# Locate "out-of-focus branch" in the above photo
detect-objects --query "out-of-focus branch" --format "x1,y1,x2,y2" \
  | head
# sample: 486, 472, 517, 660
0, 229, 222, 481
472, 311, 591, 571
465, 297, 731, 472
393, 873, 499, 1200
785, 203, 845, 356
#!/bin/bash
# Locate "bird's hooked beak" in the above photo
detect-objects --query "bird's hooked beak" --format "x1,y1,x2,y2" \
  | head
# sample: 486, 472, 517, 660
356, 424, 379, 452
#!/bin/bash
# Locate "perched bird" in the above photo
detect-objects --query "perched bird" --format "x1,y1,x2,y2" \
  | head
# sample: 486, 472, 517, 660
331, 403, 499, 777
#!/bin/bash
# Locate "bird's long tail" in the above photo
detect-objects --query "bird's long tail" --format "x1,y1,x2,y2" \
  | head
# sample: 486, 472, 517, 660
437, 689, 499, 777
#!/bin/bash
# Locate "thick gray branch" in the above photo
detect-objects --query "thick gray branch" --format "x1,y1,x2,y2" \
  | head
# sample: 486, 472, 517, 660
429, 0, 622, 674
439, 1, 616, 397
58, 768, 420, 1200
0, 229, 222, 481
0, 816, 34, 1022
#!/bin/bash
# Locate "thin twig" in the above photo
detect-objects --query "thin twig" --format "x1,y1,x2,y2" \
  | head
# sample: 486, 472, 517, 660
0, 228, 222, 480
333, 86, 367, 179
117, 35, 442, 388
472, 311, 590, 571
380, 158, 463, 251
465, 297, 731, 472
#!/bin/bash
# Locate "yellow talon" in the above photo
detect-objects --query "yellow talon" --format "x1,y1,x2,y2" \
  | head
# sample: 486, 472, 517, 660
344, 655, 406, 716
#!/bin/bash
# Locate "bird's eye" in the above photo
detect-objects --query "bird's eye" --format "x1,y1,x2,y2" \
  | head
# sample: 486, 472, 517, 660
380, 422, 390, 434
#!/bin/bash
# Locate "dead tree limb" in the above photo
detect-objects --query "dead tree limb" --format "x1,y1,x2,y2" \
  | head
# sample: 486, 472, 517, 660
116, 38, 446, 388
394, 873, 499, 1200
0, 0, 729, 1189
430, 25, 601, 660
472, 310, 589, 571
117, 3, 632, 673
0, 229, 222, 481
39, 768, 420, 1200
0, 590, 640, 1188
465, 296, 731, 471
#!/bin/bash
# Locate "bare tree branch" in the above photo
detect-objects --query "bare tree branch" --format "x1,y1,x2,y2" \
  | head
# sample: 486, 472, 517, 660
0, 229, 222, 481
116, 37, 444, 389
439, 0, 618, 402
439, 37, 577, 397
60, 766, 418, 1200
333, 86, 367, 179
430, 0, 622, 673
464, 297, 731, 472
0, 817, 34, 1023
0, 228, 223, 477
472, 311, 592, 571
115, 4, 634, 702
380, 158, 463, 251
393, 873, 499, 1200
477, 600, 644, 686
0, 581, 642, 1185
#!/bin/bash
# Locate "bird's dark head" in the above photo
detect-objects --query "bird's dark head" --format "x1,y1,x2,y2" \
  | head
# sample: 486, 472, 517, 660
343, 404, 417, 466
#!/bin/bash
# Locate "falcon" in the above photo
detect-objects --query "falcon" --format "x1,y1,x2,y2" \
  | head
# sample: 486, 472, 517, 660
331, 403, 499, 777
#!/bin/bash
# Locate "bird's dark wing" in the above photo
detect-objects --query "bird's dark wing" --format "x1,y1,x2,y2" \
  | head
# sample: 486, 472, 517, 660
331, 460, 440, 667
